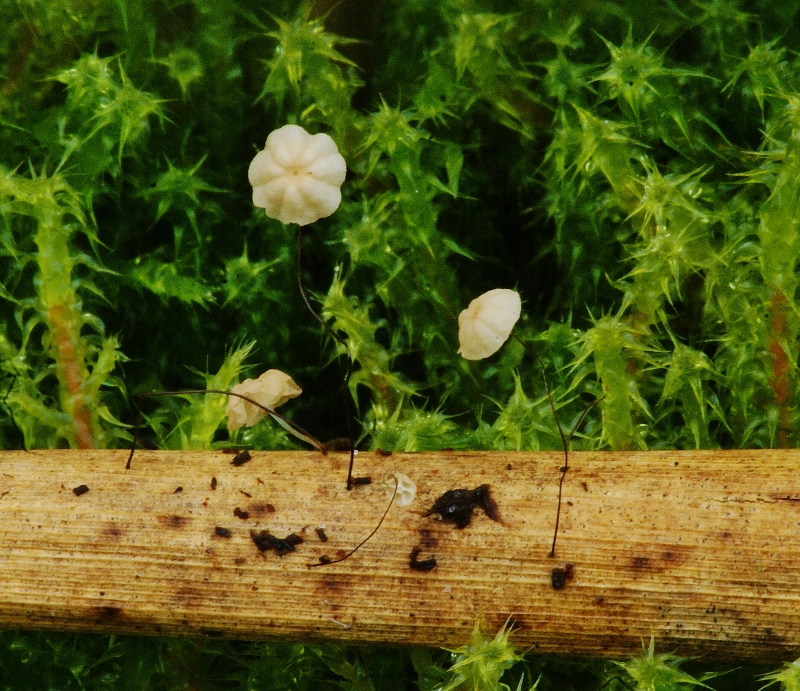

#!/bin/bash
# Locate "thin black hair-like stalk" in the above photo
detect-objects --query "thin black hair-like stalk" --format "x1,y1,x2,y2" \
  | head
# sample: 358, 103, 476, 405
126, 389, 325, 469
296, 224, 357, 490
307, 481, 398, 568
512, 334, 603, 558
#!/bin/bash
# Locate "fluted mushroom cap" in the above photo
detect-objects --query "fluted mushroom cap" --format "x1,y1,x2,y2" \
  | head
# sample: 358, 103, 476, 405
457, 288, 521, 360
249, 124, 346, 226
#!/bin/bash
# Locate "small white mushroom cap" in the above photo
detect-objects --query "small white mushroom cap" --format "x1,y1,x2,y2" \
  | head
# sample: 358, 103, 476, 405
457, 288, 522, 360
248, 124, 347, 226
226, 369, 302, 431
384, 472, 417, 507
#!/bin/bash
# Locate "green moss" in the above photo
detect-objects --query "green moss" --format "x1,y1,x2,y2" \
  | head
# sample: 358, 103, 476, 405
3, 0, 800, 687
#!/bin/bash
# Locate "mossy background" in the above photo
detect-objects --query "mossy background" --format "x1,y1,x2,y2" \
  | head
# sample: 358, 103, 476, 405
3, 0, 800, 688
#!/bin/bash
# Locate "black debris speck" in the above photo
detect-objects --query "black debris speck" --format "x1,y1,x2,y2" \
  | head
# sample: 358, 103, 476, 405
215, 526, 232, 538
73, 484, 90, 496
551, 563, 575, 590
409, 546, 437, 572
424, 484, 500, 529
231, 450, 251, 467
250, 530, 303, 556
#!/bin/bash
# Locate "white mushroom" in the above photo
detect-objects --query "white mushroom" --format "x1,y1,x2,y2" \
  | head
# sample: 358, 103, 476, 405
384, 472, 417, 507
226, 369, 302, 431
457, 288, 522, 360
248, 124, 346, 225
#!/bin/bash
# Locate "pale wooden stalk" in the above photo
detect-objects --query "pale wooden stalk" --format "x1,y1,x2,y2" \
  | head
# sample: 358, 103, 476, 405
0, 448, 799, 662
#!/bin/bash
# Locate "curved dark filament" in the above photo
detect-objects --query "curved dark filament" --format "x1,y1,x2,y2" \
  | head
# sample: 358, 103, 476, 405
296, 225, 357, 490
126, 389, 325, 470
307, 482, 398, 568
548, 395, 602, 557
511, 334, 603, 558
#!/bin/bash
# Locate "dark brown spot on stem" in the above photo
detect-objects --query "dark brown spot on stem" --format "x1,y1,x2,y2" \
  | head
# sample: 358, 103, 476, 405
418, 528, 438, 548
102, 523, 122, 539
91, 606, 123, 620
157, 514, 188, 528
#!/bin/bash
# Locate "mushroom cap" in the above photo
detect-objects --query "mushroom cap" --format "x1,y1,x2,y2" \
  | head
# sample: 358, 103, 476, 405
385, 472, 417, 507
457, 288, 522, 360
248, 124, 346, 226
226, 369, 302, 431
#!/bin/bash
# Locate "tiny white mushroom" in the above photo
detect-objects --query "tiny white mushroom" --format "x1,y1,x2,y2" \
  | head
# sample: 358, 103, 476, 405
457, 288, 522, 360
384, 472, 417, 507
248, 124, 347, 226
226, 369, 302, 431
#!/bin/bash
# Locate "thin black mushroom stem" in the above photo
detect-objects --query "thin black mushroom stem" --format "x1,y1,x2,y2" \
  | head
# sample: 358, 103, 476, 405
307, 481, 398, 568
125, 390, 325, 470
511, 333, 604, 558
296, 224, 358, 490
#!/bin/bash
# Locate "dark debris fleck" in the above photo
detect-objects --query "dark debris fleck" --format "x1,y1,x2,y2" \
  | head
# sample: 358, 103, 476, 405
409, 546, 437, 572
250, 530, 303, 556
231, 450, 252, 467
551, 563, 575, 590
424, 484, 500, 529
